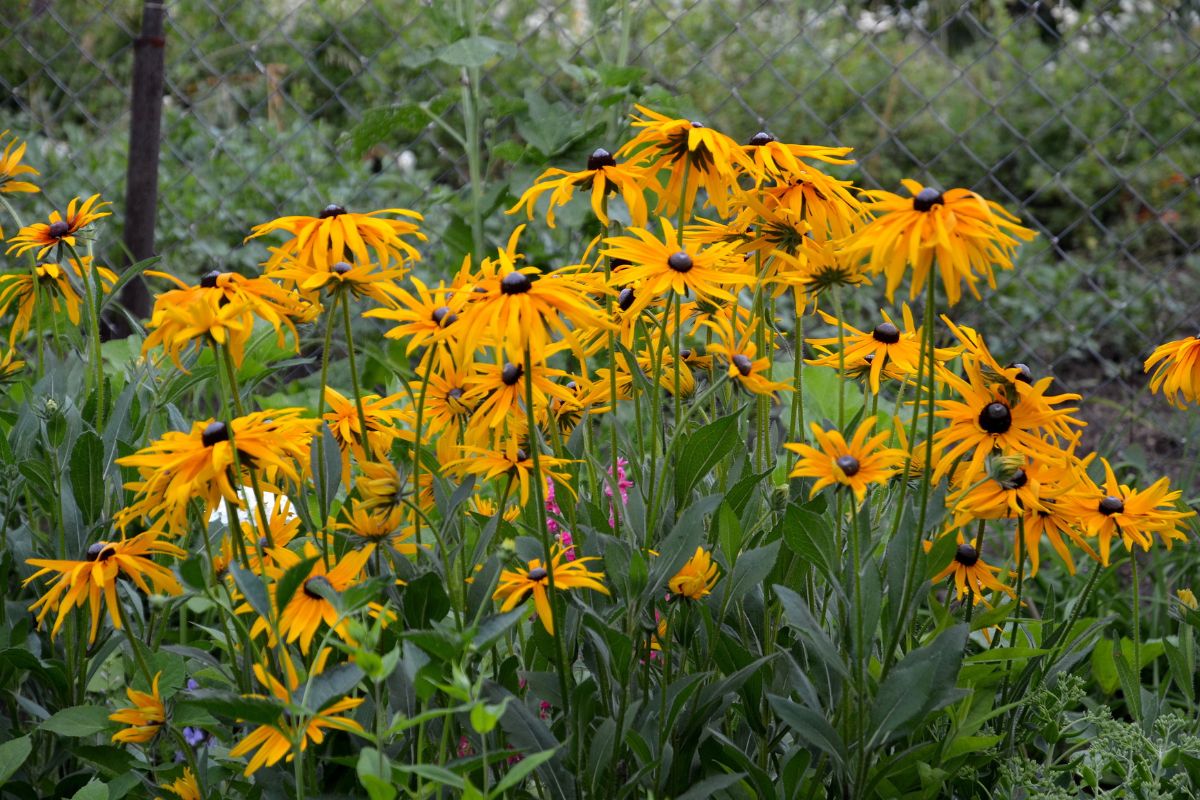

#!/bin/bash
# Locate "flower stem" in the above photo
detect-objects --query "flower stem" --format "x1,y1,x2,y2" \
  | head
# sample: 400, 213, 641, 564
340, 291, 371, 452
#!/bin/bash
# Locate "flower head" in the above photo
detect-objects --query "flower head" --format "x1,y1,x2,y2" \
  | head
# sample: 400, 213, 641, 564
246, 204, 424, 272
928, 535, 1014, 602
493, 545, 609, 634
668, 548, 720, 600
0, 258, 117, 344
0, 130, 39, 195
507, 146, 659, 228
786, 419, 907, 503
110, 672, 165, 744
7, 194, 111, 260
1145, 334, 1200, 408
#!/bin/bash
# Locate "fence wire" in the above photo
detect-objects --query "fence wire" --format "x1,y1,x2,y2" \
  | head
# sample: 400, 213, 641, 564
2, 0, 1199, 472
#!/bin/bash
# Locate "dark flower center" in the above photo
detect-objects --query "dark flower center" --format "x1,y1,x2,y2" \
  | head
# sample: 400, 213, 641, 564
527, 567, 549, 582
954, 543, 980, 566
912, 188, 944, 212
331, 261, 353, 275
200, 270, 223, 289
319, 204, 346, 219
47, 220, 71, 239
303, 575, 333, 599
85, 542, 116, 561
618, 286, 635, 312
835, 455, 860, 477
1099, 496, 1125, 515
257, 536, 269, 550
748, 131, 776, 146
1002, 469, 1028, 490
732, 354, 753, 376
680, 348, 692, 360
515, 449, 529, 462
501, 363, 523, 386
977, 402, 1012, 434
667, 251, 694, 273
1010, 363, 1033, 383
500, 271, 532, 295
431, 306, 457, 327
202, 421, 230, 447
872, 322, 901, 344
447, 387, 464, 400
566, 380, 578, 392
690, 121, 705, 129
587, 147, 616, 171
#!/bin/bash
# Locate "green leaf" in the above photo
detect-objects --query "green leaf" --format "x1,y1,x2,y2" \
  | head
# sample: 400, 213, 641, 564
674, 773, 748, 800
869, 624, 968, 745
357, 748, 398, 800
311, 425, 341, 513
403, 572, 451, 628
768, 695, 847, 771
490, 747, 559, 798
482, 683, 575, 800
1166, 638, 1195, 703
724, 542, 780, 604
779, 504, 837, 582
40, 705, 111, 737
774, 584, 849, 680
393, 763, 464, 789
177, 690, 282, 725
437, 36, 515, 68
0, 736, 32, 785
70, 431, 105, 523
675, 412, 742, 504
229, 564, 271, 621
69, 779, 108, 800
351, 104, 428, 159
1113, 637, 1143, 720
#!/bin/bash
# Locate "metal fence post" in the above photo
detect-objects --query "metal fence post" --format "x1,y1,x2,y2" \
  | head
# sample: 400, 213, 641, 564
118, 0, 167, 328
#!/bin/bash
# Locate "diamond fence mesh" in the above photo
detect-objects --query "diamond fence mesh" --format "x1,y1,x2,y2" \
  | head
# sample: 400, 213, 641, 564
2, 0, 1199, 473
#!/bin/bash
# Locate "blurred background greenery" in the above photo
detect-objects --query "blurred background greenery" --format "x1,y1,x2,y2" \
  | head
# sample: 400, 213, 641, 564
2, 0, 1198, 479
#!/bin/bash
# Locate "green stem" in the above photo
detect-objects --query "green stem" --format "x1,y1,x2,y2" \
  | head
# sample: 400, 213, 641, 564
340, 293, 371, 450
1130, 543, 1141, 680
789, 292, 805, 443
314, 292, 340, 566
411, 348, 438, 549
65, 241, 105, 429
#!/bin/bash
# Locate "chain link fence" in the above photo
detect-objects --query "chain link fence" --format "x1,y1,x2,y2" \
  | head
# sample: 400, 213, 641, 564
3, 0, 1199, 472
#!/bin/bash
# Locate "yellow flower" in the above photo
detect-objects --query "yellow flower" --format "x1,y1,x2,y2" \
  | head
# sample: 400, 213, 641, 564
337, 506, 417, 554
842, 179, 1035, 306
115, 410, 317, 536
0, 130, 40, 194
6, 194, 111, 260
1061, 458, 1194, 566
24, 534, 185, 645
228, 657, 365, 776
785, 419, 907, 503
246, 204, 425, 272
0, 347, 24, 382
705, 314, 792, 397
324, 386, 413, 477
271, 543, 373, 653
158, 768, 202, 800
110, 672, 165, 744
493, 545, 609, 635
618, 105, 758, 218
668, 548, 719, 600
0, 258, 117, 344
507, 147, 659, 228
443, 439, 576, 506
928, 535, 1014, 602
363, 276, 465, 355
462, 353, 577, 430
1178, 589, 1198, 611
760, 162, 865, 242
268, 257, 410, 309
1145, 334, 1200, 408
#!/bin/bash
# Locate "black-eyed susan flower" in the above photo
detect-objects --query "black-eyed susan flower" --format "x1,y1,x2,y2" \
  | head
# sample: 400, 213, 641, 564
0, 348, 23, 382
842, 179, 1035, 306
618, 106, 758, 218
668, 547, 720, 600
785, 419, 907, 503
743, 131, 855, 185
6, 194, 111, 260
110, 671, 165, 744
246, 204, 424, 272
761, 161, 865, 243
159, 768, 202, 800
493, 544, 608, 634
705, 314, 792, 396
419, 350, 476, 438
1145, 334, 1200, 408
1062, 458, 1194, 566
24, 533, 185, 644
0, 258, 117, 344
324, 386, 413, 475
927, 535, 1014, 602
363, 276, 465, 355
603, 218, 754, 314
270, 543, 373, 653
443, 438, 576, 506
507, 147, 659, 228
933, 360, 1082, 484
456, 245, 610, 363
228, 657, 365, 776
268, 257, 410, 309
469, 494, 521, 523
0, 131, 39, 195
337, 506, 417, 554
115, 410, 317, 536
462, 353, 577, 430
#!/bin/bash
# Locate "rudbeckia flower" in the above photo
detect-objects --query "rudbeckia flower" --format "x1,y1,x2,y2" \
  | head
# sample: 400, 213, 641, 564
268, 542, 373, 653
785, 419, 907, 503
927, 535, 1014, 602
337, 506, 417, 554
443, 439, 576, 506
618, 106, 758, 218
228, 657, 365, 776
1145, 334, 1200, 408
6, 194, 111, 260
324, 386, 414, 478
842, 179, 1035, 306
24, 533, 186, 644
159, 768, 202, 800
268, 257, 410, 309
668, 547, 720, 600
492, 544, 609, 635
0, 130, 40, 194
141, 269, 312, 371
0, 348, 24, 382
246, 204, 425, 272
760, 161, 865, 242
462, 353, 578, 430
603, 218, 754, 314
1062, 458, 1194, 566
704, 315, 792, 397
115, 410, 317, 536
363, 276, 465, 355
507, 146, 659, 228
110, 671, 165, 744
0, 258, 117, 344
743, 131, 855, 184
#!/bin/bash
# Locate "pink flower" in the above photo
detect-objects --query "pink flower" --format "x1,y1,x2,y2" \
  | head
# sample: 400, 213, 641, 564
546, 478, 575, 560
457, 736, 474, 758
607, 457, 632, 528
